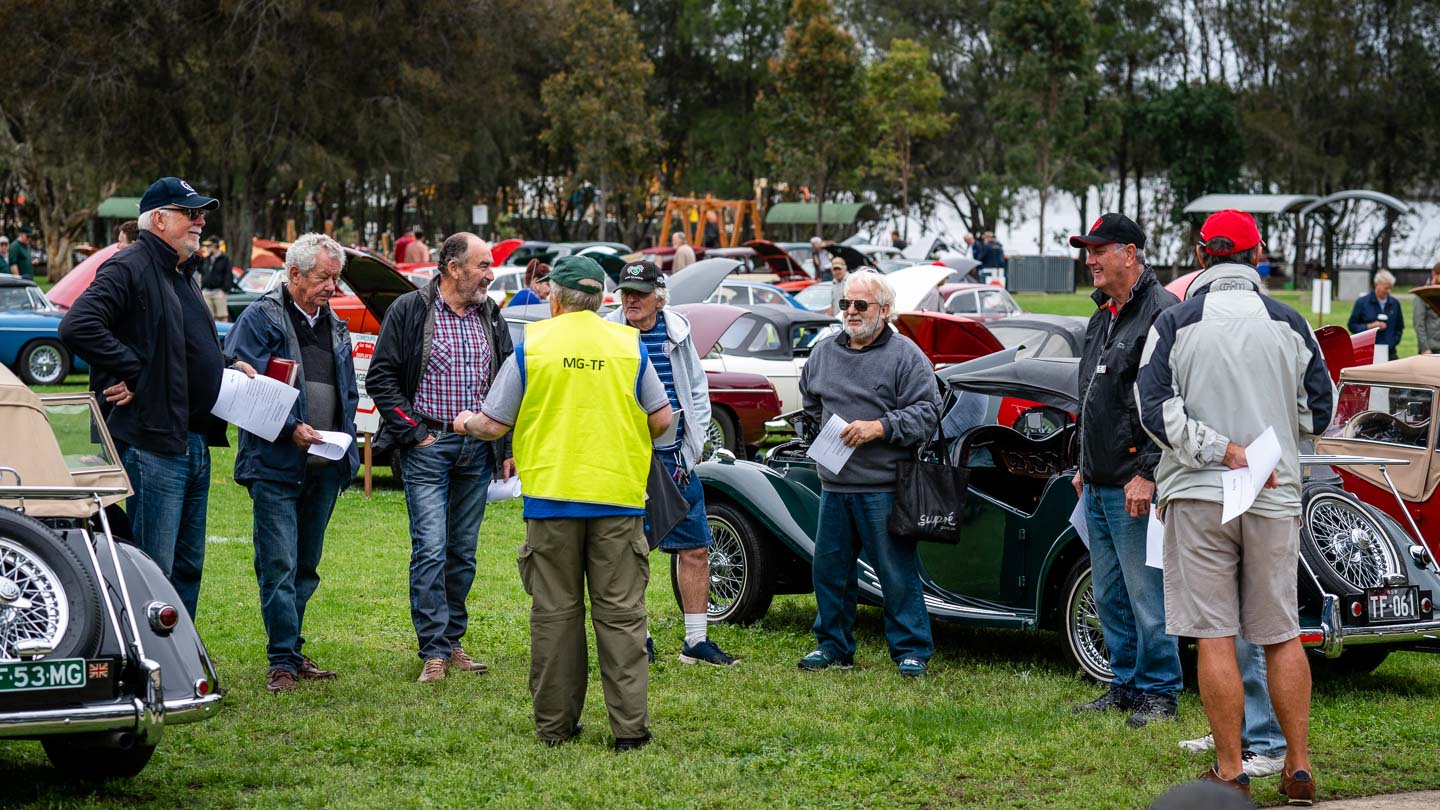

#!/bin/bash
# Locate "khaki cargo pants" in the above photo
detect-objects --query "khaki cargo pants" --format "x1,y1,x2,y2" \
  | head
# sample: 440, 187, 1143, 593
518, 516, 650, 742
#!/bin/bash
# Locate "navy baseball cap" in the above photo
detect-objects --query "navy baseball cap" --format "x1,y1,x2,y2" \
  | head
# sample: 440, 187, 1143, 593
139, 177, 219, 214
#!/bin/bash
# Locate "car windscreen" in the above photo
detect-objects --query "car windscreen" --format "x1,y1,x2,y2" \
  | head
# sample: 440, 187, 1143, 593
1325, 384, 1434, 450
0, 287, 34, 310
239, 269, 278, 292
794, 283, 831, 310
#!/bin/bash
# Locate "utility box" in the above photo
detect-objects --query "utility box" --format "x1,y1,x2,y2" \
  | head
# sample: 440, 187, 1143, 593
1006, 255, 1076, 293
1337, 267, 1372, 301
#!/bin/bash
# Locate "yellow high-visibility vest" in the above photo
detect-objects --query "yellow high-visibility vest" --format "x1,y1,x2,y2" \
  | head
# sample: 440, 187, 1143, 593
513, 311, 650, 509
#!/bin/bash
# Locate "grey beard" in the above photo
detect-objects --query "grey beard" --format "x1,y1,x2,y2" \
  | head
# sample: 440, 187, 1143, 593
843, 318, 883, 343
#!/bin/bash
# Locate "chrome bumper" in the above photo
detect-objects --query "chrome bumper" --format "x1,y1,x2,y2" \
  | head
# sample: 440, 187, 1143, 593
0, 657, 222, 740
1302, 594, 1440, 658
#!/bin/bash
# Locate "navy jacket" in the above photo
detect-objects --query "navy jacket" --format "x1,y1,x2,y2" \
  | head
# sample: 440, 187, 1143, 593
224, 287, 360, 487
1348, 291, 1404, 350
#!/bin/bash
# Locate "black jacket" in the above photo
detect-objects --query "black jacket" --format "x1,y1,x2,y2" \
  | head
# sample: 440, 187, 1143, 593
200, 251, 234, 291
366, 277, 514, 458
1076, 266, 1178, 486
59, 231, 229, 455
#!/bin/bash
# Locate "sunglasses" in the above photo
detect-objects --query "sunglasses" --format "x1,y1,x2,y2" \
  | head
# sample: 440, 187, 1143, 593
158, 206, 206, 221
838, 298, 878, 313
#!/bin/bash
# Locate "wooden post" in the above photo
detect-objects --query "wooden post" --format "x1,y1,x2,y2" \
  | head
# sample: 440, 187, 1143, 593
363, 432, 373, 497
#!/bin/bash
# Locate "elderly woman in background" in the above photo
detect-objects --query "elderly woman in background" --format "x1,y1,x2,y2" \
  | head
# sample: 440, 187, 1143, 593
509, 259, 551, 307
1348, 269, 1405, 360
1415, 262, 1440, 356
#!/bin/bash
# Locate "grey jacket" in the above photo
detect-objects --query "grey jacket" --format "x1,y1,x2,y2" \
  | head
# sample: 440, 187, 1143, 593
800, 326, 940, 492
1136, 263, 1335, 518
606, 306, 710, 470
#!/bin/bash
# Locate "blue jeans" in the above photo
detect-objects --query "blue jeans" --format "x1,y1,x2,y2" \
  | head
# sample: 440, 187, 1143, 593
247, 463, 345, 673
812, 490, 932, 664
119, 433, 210, 619
1084, 484, 1182, 697
1239, 637, 1285, 756
400, 432, 492, 660
655, 452, 711, 552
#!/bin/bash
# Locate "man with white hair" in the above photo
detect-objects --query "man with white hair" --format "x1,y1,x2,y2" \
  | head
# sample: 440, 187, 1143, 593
796, 269, 940, 676
1348, 269, 1404, 360
61, 177, 252, 618
224, 234, 359, 692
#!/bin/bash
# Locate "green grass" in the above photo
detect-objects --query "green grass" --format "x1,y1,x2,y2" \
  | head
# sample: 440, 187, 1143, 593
5, 294, 1439, 808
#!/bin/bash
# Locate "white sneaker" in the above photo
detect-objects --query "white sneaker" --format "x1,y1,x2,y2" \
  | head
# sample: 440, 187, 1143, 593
1178, 733, 1214, 753
1241, 750, 1285, 778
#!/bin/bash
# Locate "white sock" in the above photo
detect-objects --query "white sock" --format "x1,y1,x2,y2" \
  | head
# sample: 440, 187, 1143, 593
684, 614, 707, 647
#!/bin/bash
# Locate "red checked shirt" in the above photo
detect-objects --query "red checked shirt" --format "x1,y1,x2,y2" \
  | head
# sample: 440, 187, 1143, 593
412, 290, 493, 423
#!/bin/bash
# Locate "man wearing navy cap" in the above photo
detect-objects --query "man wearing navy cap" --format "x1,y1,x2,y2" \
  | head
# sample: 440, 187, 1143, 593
1067, 212, 1184, 728
60, 177, 253, 619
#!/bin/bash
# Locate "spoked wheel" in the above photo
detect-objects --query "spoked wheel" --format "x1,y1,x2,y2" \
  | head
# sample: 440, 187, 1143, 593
1302, 487, 1403, 595
0, 510, 101, 661
1061, 557, 1113, 682
671, 500, 773, 623
706, 409, 739, 458
18, 340, 70, 386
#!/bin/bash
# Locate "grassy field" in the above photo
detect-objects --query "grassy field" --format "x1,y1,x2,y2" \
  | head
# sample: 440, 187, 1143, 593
3, 290, 1438, 808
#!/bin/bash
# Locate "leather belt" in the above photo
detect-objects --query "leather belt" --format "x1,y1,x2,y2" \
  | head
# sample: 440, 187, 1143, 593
419, 415, 456, 434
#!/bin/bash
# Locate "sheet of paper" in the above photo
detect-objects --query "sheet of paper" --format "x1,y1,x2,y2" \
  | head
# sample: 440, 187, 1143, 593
1144, 509, 1165, 569
1069, 497, 1090, 549
306, 430, 353, 461
1220, 426, 1283, 524
805, 413, 856, 476
654, 408, 683, 447
210, 369, 299, 442
487, 475, 521, 502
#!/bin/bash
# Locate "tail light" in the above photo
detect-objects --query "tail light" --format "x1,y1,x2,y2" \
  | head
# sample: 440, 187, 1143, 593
147, 601, 180, 634
194, 678, 211, 697
1422, 596, 1434, 615
1350, 601, 1364, 618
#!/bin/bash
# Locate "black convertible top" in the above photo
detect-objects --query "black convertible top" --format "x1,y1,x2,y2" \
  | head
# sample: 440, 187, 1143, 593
939, 357, 1080, 413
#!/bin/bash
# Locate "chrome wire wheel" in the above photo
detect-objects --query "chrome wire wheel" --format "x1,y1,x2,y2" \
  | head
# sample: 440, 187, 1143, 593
705, 515, 747, 619
1306, 493, 1402, 592
0, 537, 70, 661
23, 342, 67, 386
1066, 565, 1113, 682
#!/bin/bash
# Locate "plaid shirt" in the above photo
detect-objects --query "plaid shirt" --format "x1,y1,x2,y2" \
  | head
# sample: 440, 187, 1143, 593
412, 290, 493, 423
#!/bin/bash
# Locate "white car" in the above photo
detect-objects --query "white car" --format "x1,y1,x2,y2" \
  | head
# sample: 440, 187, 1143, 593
697, 305, 839, 414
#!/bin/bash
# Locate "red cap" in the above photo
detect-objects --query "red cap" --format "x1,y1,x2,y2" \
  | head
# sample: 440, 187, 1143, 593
1199, 209, 1263, 256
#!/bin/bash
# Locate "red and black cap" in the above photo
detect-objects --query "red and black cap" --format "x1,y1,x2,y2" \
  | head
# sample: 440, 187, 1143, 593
1069, 212, 1146, 250
1198, 209, 1264, 256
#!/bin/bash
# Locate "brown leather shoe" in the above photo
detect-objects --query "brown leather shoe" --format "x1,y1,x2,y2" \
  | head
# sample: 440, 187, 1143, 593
267, 668, 297, 693
417, 657, 448, 683
450, 646, 489, 674
297, 656, 337, 680
1280, 769, 1317, 806
1199, 765, 1252, 801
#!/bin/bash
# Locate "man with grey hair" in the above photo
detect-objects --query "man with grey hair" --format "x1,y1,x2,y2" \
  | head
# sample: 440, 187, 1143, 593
796, 269, 940, 676
607, 260, 737, 667
61, 176, 250, 619
1348, 268, 1404, 360
670, 230, 696, 272
454, 254, 671, 749
368, 232, 514, 682
224, 233, 359, 692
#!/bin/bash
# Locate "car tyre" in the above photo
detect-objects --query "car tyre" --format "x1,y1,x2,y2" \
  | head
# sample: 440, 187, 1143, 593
1300, 485, 1403, 596
677, 499, 774, 623
0, 510, 103, 660
17, 339, 70, 386
42, 733, 157, 780
1060, 556, 1114, 683
707, 408, 740, 458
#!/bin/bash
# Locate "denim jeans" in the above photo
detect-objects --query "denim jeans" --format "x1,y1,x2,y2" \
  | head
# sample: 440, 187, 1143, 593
1084, 483, 1182, 697
812, 490, 932, 664
247, 463, 345, 673
1239, 637, 1285, 757
119, 432, 210, 619
400, 432, 492, 660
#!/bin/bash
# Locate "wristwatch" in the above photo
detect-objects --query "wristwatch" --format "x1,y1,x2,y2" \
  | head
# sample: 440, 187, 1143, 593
460, 413, 476, 435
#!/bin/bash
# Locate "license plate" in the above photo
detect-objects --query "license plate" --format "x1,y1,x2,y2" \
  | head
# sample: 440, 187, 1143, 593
1362, 586, 1421, 624
0, 658, 87, 693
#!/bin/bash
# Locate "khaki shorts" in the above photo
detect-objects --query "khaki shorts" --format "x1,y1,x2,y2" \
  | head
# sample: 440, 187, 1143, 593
1162, 499, 1300, 645
203, 289, 227, 320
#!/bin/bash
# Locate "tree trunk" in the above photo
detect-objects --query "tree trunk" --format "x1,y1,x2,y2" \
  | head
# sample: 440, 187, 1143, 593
596, 169, 609, 243
29, 172, 114, 281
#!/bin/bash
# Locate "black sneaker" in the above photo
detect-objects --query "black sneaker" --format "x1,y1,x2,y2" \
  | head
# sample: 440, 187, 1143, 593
1071, 685, 1133, 714
613, 732, 652, 752
678, 639, 738, 666
646, 636, 655, 665
1125, 693, 1179, 728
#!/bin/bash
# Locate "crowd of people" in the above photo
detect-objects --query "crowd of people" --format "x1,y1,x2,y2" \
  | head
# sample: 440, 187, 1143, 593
48, 174, 1377, 804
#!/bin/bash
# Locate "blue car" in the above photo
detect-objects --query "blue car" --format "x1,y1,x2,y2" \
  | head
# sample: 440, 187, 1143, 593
706, 279, 806, 310
0, 276, 89, 385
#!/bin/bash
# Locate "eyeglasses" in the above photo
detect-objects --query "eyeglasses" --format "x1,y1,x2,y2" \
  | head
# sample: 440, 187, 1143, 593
838, 298, 878, 313
158, 207, 206, 221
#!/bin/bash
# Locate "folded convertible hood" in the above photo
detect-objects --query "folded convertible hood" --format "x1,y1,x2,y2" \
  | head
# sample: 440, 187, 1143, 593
940, 357, 1081, 412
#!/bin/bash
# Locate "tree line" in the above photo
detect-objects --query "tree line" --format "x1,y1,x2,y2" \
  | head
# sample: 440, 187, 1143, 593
2, 0, 1438, 274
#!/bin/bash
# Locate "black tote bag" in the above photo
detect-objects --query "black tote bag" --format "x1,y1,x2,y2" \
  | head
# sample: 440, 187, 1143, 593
644, 452, 690, 550
887, 424, 969, 544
